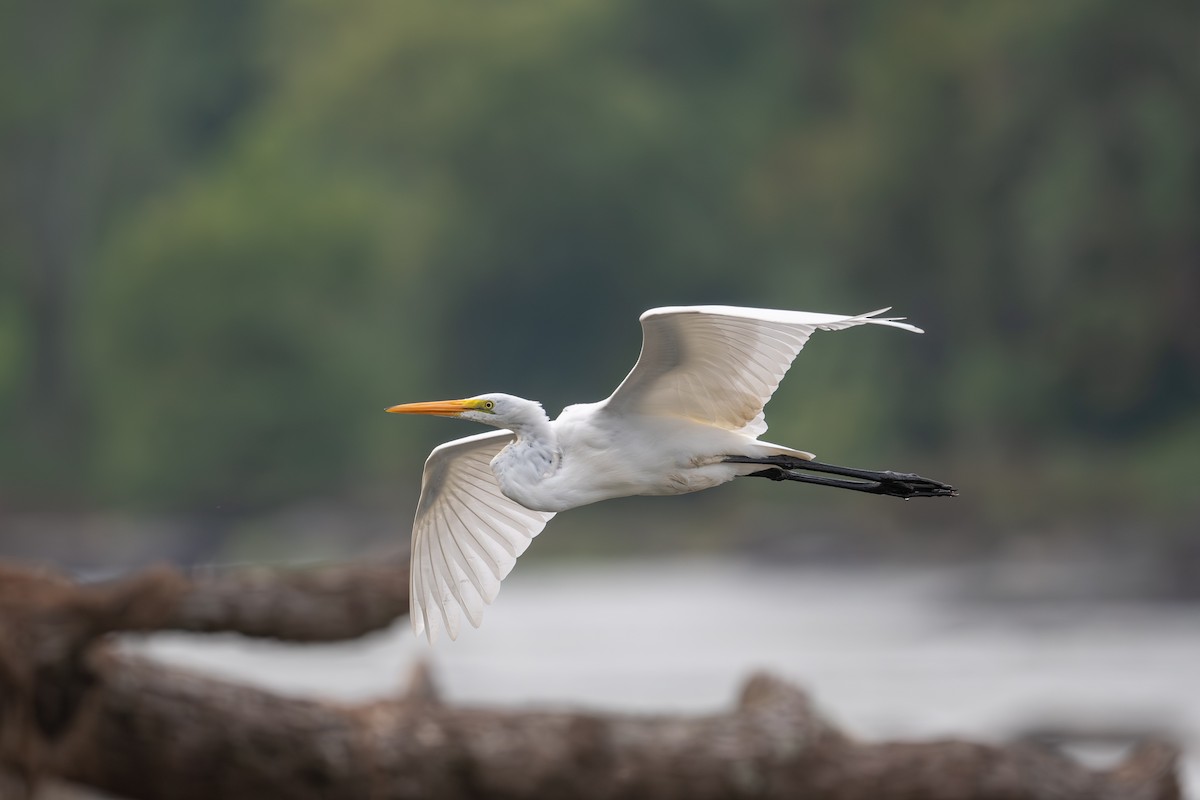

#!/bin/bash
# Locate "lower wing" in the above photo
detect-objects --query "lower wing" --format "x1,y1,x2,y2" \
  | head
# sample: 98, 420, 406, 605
409, 430, 556, 643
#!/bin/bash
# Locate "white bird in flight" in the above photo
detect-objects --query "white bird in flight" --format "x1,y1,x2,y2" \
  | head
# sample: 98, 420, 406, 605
388, 305, 956, 642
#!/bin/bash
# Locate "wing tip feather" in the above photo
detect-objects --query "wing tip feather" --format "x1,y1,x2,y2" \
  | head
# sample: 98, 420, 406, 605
849, 308, 924, 334
642, 304, 925, 333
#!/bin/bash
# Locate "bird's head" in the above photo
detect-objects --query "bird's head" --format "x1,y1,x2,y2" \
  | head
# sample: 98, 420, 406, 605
386, 393, 544, 429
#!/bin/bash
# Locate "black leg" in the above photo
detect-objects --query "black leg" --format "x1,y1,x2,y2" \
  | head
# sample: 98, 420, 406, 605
733, 457, 957, 499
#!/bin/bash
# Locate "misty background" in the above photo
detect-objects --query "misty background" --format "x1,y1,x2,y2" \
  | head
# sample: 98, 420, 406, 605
2, 0, 1199, 792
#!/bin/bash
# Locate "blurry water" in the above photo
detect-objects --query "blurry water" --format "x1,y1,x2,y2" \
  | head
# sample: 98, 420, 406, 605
130, 560, 1200, 792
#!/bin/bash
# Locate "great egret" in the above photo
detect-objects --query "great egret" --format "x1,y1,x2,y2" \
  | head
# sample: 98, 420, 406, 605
388, 305, 956, 642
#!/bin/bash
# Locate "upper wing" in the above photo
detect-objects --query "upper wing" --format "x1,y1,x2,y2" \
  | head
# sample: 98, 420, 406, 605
409, 429, 556, 643
603, 305, 922, 436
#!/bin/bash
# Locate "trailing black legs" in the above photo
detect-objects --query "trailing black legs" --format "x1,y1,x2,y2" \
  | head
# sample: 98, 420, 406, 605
725, 455, 958, 499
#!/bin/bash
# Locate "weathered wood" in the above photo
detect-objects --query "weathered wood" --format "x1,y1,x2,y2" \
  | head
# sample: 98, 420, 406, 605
0, 559, 1182, 800
160, 557, 410, 641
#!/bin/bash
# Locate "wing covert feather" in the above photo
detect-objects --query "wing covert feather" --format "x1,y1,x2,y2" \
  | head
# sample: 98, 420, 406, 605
603, 305, 921, 436
409, 429, 555, 643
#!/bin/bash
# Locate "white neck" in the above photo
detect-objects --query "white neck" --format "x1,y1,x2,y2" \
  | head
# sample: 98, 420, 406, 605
488, 398, 561, 508
503, 399, 554, 442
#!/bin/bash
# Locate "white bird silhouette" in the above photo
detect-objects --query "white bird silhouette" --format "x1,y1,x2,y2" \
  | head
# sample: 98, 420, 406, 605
388, 305, 956, 641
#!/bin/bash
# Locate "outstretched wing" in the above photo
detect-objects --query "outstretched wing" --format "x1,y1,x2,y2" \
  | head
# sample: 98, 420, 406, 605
603, 305, 921, 436
409, 430, 556, 643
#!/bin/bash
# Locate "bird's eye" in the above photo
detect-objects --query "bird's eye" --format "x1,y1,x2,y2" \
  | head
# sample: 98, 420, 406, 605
483, 400, 495, 411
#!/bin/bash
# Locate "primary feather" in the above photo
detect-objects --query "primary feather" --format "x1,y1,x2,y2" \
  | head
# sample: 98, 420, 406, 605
409, 430, 555, 641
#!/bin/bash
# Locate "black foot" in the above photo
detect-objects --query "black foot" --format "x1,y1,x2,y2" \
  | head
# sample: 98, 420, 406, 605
733, 456, 958, 499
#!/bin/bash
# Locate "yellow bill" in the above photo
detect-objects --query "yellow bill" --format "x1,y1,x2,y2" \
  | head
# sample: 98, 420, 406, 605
386, 399, 481, 417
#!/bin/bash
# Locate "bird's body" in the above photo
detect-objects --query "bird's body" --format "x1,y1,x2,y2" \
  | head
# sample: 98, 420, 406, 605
389, 305, 956, 641
488, 399, 810, 512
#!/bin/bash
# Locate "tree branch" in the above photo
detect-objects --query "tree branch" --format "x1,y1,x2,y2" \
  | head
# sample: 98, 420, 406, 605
0, 559, 1182, 800
160, 556, 410, 641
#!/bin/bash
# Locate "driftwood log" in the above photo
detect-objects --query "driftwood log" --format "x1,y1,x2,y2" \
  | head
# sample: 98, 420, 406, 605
0, 558, 1182, 800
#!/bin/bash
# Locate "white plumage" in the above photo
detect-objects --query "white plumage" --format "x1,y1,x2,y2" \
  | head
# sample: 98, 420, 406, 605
389, 305, 935, 642
408, 430, 555, 640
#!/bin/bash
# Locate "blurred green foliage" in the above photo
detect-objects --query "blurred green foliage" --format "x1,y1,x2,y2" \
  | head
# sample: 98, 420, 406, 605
1, 0, 1197, 519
